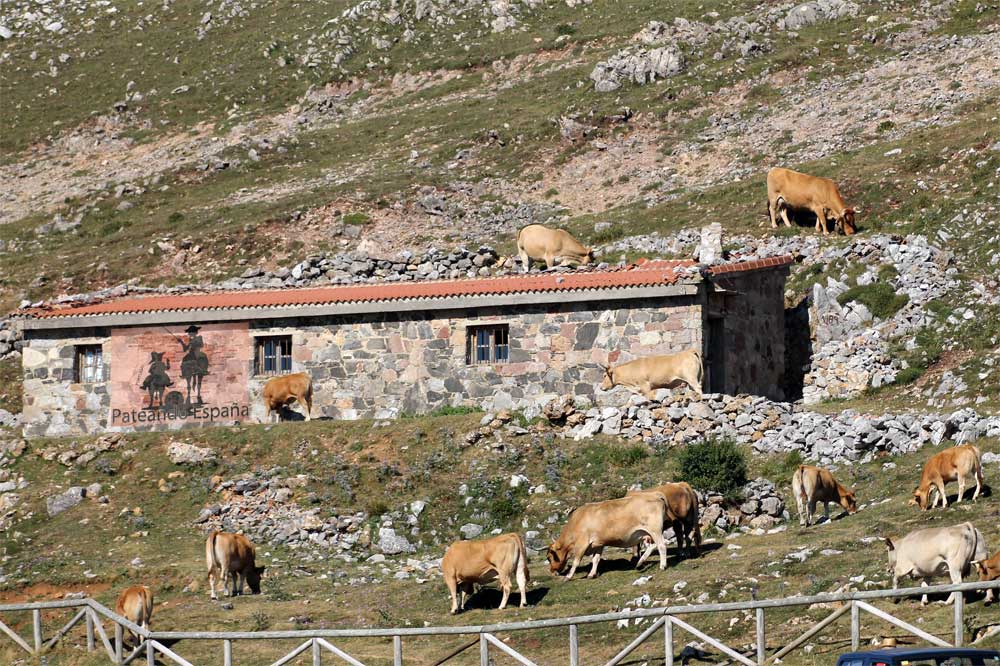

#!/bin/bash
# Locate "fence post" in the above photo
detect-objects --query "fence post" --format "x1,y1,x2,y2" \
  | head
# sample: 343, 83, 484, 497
147, 638, 155, 666
224, 638, 233, 666
313, 637, 322, 666
954, 591, 964, 647
756, 608, 766, 666
86, 610, 95, 652
115, 623, 124, 664
393, 635, 403, 666
851, 601, 860, 651
32, 609, 42, 653
664, 617, 674, 666
480, 633, 489, 666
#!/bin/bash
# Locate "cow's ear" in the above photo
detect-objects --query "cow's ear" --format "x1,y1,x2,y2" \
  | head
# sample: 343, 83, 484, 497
884, 538, 895, 551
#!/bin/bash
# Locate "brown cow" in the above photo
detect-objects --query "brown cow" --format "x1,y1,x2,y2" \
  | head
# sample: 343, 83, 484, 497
909, 444, 983, 510
626, 482, 702, 558
767, 167, 856, 236
262, 372, 313, 423
441, 533, 530, 614
792, 465, 858, 526
516, 224, 594, 272
206, 531, 265, 600
600, 350, 703, 399
115, 585, 153, 648
975, 551, 1000, 605
547, 494, 668, 580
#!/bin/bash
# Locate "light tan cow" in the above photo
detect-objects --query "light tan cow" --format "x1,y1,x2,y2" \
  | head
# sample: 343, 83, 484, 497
886, 522, 988, 605
626, 482, 702, 558
262, 372, 313, 422
792, 465, 858, 526
115, 585, 153, 648
546, 494, 668, 580
516, 224, 594, 272
600, 350, 703, 399
975, 551, 1000, 605
767, 167, 856, 236
206, 531, 265, 600
441, 533, 530, 614
909, 444, 983, 510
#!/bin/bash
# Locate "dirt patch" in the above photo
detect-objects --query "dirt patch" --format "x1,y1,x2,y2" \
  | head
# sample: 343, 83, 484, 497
911, 349, 977, 391
0, 582, 111, 603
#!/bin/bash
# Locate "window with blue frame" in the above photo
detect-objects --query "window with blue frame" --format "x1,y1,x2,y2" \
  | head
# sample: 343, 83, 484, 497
466, 325, 509, 365
74, 345, 104, 383
254, 335, 293, 376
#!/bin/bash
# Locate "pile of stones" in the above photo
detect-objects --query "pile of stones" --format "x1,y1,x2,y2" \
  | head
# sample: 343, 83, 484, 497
701, 478, 788, 533
546, 391, 1000, 464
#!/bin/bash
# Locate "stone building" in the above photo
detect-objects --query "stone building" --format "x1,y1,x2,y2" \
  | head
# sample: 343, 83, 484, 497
18, 257, 792, 438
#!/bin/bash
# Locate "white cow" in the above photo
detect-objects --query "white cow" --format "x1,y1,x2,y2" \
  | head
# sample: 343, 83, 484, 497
885, 522, 988, 605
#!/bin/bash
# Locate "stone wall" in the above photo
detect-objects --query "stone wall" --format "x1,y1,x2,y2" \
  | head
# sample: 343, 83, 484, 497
247, 298, 704, 422
22, 327, 110, 438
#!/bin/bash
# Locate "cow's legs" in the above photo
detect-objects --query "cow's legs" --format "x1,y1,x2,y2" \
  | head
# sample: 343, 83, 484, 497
518, 249, 531, 273
921, 579, 930, 606
302, 394, 312, 422
209, 566, 219, 600
779, 202, 793, 228
654, 531, 668, 570
516, 564, 528, 608
945, 563, 964, 605
813, 207, 828, 235
497, 573, 512, 610
768, 198, 778, 228
544, 253, 555, 269
974, 465, 983, 500
938, 481, 949, 508
446, 576, 459, 614
587, 549, 603, 579
823, 501, 830, 522
565, 551, 584, 581
807, 500, 817, 526
957, 472, 966, 504
795, 489, 807, 526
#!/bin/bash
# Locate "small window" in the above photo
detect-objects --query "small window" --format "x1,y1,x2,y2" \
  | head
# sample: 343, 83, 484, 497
254, 335, 293, 376
466, 325, 509, 365
75, 345, 104, 383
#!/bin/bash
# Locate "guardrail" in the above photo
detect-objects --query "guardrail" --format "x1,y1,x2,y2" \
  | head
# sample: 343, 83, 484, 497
2, 580, 999, 665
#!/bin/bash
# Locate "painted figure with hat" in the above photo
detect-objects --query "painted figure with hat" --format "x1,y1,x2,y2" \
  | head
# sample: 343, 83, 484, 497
179, 325, 210, 405
139, 351, 173, 409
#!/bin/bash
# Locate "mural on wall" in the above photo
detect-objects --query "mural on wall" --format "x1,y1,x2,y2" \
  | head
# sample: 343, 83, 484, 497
110, 323, 252, 427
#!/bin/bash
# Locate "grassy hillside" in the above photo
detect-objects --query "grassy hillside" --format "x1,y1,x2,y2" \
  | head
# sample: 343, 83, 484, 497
1, 416, 999, 664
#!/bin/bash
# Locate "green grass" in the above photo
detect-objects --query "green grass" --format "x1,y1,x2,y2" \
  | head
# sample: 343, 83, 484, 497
2, 417, 999, 665
0, 357, 22, 414
837, 282, 910, 320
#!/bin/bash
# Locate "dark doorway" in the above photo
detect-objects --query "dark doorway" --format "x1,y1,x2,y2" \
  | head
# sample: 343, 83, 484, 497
707, 317, 726, 393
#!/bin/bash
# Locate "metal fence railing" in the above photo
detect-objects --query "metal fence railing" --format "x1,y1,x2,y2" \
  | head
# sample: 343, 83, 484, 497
2, 580, 999, 665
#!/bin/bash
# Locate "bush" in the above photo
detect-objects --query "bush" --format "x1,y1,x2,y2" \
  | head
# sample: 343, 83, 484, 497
837, 282, 909, 320
678, 439, 748, 501
342, 212, 371, 225
894, 366, 925, 385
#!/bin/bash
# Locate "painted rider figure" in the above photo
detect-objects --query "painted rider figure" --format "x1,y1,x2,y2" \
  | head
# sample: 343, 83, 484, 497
179, 325, 209, 405
139, 351, 172, 408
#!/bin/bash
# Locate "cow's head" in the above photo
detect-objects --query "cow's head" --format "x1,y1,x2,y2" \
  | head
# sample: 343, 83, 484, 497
599, 364, 615, 391
583, 248, 595, 265
841, 490, 858, 514
910, 485, 931, 510
246, 565, 266, 594
884, 537, 897, 571
546, 541, 570, 575
839, 208, 857, 235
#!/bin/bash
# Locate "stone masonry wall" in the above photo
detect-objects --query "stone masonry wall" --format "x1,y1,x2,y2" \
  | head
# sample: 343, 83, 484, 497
246, 298, 703, 422
22, 327, 111, 438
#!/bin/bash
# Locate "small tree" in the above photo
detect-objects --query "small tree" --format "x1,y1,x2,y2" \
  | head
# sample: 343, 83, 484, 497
677, 438, 748, 501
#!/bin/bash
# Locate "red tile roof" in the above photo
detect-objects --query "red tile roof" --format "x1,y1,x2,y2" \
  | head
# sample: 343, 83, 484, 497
25, 256, 792, 321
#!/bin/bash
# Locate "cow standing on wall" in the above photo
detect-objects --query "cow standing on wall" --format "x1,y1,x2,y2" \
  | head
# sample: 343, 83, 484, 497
600, 349, 703, 399
766, 167, 857, 235
262, 372, 313, 422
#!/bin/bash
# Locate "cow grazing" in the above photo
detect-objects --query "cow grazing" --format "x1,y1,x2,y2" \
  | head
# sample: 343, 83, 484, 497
115, 585, 153, 648
547, 494, 668, 580
792, 465, 858, 526
262, 372, 313, 423
516, 224, 594, 272
206, 531, 265, 600
885, 522, 988, 605
626, 482, 702, 558
441, 533, 530, 614
600, 350, 703, 399
975, 551, 1000, 605
910, 444, 983, 510
766, 167, 856, 236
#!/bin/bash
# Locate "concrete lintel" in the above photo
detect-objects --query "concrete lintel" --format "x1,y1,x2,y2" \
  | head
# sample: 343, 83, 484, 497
22, 284, 701, 332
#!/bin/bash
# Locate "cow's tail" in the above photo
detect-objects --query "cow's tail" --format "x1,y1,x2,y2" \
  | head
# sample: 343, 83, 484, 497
206, 531, 220, 580
793, 466, 807, 503
142, 587, 154, 627
516, 534, 530, 585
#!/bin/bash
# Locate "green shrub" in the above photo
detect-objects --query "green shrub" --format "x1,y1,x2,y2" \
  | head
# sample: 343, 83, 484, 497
758, 450, 804, 482
894, 366, 925, 385
837, 282, 909, 320
428, 405, 481, 417
343, 212, 371, 225
678, 439, 748, 501
607, 444, 649, 467
555, 23, 576, 36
